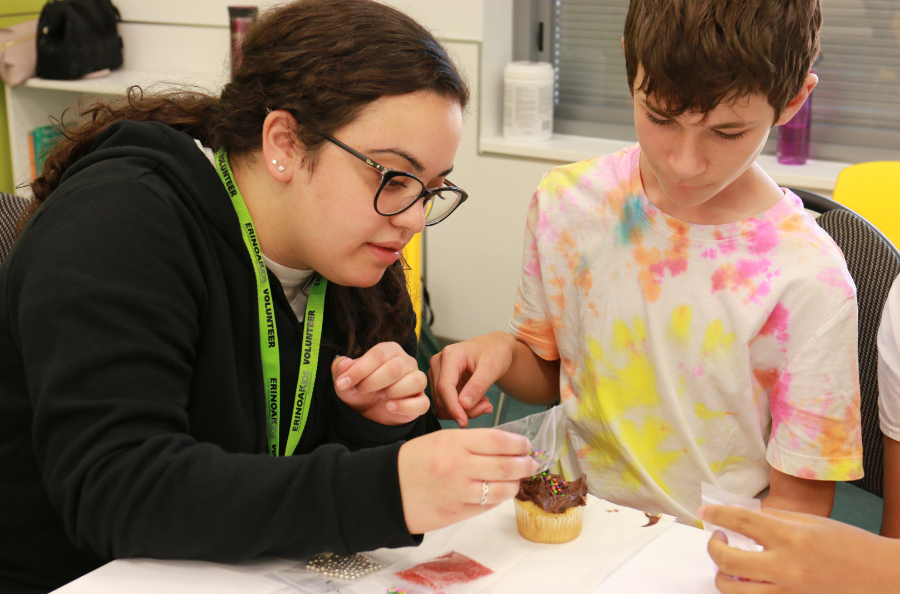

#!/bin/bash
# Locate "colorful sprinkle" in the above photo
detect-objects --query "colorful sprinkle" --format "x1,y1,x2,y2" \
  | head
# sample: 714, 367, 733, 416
529, 449, 551, 466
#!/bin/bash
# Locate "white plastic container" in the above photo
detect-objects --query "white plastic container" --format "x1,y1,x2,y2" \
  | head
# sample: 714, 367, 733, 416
503, 61, 555, 141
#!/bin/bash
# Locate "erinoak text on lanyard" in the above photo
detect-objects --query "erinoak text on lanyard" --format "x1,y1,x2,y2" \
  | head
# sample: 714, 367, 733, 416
215, 149, 326, 457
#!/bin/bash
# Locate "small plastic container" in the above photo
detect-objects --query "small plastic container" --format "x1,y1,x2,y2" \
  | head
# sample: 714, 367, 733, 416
777, 74, 814, 165
503, 61, 555, 142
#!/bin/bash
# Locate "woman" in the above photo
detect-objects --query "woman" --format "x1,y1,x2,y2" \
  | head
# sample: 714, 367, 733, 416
0, 1, 536, 592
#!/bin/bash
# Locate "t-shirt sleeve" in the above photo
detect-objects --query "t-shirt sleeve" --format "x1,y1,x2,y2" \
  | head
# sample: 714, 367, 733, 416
765, 297, 864, 481
878, 279, 900, 440
508, 186, 560, 361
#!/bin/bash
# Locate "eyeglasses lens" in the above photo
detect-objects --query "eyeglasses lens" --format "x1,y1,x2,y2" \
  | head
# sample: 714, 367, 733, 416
422, 190, 462, 224
376, 173, 426, 215
376, 173, 462, 224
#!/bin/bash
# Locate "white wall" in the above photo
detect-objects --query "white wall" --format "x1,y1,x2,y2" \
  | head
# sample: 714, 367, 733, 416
389, 1, 563, 342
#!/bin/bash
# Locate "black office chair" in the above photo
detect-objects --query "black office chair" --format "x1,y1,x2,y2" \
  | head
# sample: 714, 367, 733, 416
0, 192, 30, 264
791, 187, 900, 497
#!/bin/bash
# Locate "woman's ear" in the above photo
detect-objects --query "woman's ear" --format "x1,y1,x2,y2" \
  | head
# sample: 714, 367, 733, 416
261, 110, 301, 180
775, 72, 818, 126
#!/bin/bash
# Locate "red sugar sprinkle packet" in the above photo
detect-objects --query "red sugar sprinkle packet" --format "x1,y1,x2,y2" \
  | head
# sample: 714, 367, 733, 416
394, 551, 493, 590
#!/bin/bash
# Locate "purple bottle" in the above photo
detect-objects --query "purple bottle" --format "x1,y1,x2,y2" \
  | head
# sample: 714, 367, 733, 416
777, 78, 813, 165
229, 6, 258, 76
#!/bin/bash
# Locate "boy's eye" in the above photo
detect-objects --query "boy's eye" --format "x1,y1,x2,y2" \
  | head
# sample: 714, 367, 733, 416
645, 112, 670, 126
713, 130, 746, 141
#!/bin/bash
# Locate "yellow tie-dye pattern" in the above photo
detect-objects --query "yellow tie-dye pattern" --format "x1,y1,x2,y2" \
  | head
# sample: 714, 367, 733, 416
702, 319, 735, 357
709, 456, 746, 474
576, 317, 684, 495
694, 402, 737, 421
540, 159, 598, 199
580, 319, 659, 420
669, 304, 692, 345
582, 416, 681, 494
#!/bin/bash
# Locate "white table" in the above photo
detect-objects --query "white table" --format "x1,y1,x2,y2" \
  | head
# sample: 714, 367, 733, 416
53, 497, 719, 594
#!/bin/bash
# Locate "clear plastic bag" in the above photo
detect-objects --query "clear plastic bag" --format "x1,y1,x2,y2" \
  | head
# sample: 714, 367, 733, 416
264, 552, 390, 594
700, 482, 764, 553
495, 405, 567, 473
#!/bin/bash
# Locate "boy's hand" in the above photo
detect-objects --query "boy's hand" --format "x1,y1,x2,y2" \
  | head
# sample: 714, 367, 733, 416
332, 342, 430, 426
428, 332, 518, 427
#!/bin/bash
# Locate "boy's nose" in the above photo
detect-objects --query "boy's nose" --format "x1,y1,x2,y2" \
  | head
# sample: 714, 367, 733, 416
668, 139, 707, 180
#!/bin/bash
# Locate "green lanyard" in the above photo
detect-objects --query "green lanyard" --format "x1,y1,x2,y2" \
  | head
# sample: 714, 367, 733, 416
215, 150, 326, 457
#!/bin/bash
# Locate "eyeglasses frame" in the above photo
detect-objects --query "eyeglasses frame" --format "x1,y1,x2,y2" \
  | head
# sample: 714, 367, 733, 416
323, 135, 468, 226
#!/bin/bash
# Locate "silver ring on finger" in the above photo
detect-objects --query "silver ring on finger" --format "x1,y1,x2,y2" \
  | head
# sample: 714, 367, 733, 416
480, 481, 489, 505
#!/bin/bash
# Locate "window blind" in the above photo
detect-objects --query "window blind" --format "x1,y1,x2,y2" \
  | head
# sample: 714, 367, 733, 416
551, 0, 900, 162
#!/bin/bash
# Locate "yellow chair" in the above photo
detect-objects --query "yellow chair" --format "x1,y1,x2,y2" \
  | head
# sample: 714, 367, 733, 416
401, 232, 424, 339
833, 161, 900, 248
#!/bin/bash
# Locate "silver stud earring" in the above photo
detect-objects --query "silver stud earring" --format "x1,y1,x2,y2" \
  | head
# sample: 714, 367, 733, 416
272, 159, 285, 172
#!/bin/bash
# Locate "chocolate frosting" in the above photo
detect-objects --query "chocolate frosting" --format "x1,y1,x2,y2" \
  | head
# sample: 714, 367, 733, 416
516, 472, 588, 513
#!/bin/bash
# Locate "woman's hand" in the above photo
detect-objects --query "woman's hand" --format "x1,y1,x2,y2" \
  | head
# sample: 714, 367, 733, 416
700, 504, 900, 594
398, 428, 539, 534
428, 332, 518, 427
332, 342, 430, 426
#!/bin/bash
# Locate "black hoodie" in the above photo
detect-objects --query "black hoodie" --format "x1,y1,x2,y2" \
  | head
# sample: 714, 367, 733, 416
0, 121, 439, 593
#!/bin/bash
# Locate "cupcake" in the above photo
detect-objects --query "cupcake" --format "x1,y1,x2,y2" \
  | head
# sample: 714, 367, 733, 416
514, 472, 588, 544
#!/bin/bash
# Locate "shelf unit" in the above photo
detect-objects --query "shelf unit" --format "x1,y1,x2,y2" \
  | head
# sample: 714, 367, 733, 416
5, 20, 230, 194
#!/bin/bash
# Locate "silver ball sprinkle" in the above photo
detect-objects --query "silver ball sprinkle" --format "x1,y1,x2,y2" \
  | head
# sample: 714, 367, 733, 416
306, 553, 382, 580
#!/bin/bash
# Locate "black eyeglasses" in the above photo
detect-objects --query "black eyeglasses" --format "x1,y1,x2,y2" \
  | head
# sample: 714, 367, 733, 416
324, 136, 468, 226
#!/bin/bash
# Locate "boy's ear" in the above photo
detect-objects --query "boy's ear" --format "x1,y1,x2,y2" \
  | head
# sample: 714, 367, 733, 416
775, 72, 819, 126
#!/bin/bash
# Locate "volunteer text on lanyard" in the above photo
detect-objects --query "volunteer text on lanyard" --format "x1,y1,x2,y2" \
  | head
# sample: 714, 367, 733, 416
216, 150, 326, 457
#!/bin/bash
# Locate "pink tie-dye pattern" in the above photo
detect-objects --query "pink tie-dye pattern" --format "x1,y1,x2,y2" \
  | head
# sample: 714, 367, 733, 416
747, 222, 779, 255
759, 303, 790, 344
817, 267, 855, 300
710, 258, 775, 304
767, 369, 793, 439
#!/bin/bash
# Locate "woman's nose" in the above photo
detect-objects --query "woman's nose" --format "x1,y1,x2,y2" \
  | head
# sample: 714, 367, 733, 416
392, 198, 427, 234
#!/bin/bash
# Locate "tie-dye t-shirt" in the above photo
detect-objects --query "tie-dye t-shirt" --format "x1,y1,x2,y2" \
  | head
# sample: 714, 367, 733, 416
509, 145, 863, 523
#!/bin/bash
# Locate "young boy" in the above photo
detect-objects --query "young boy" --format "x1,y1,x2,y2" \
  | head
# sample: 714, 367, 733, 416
430, 0, 863, 523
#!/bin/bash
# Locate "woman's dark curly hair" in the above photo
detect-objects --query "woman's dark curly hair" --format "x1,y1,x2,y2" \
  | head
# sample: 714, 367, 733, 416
22, 0, 469, 357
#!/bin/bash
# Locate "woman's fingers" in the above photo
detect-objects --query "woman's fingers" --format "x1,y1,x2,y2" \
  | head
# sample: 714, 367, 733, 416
334, 342, 406, 394
382, 392, 430, 419
463, 428, 532, 456
462, 448, 539, 482
379, 367, 427, 401
397, 429, 537, 534
467, 479, 521, 506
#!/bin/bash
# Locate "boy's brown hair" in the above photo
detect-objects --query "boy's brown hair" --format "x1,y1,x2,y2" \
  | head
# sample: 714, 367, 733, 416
624, 0, 821, 120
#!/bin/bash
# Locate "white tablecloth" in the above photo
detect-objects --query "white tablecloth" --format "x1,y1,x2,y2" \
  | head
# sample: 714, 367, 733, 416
54, 496, 717, 594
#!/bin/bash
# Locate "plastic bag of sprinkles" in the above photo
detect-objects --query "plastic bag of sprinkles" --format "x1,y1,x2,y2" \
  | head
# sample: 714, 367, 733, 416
385, 551, 494, 594
495, 404, 567, 473
264, 551, 388, 593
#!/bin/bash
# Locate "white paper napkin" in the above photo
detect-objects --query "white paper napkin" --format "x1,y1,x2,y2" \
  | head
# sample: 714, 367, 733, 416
352, 495, 675, 594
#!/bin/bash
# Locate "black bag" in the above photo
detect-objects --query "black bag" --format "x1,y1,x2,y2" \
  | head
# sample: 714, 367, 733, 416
35, 0, 123, 80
